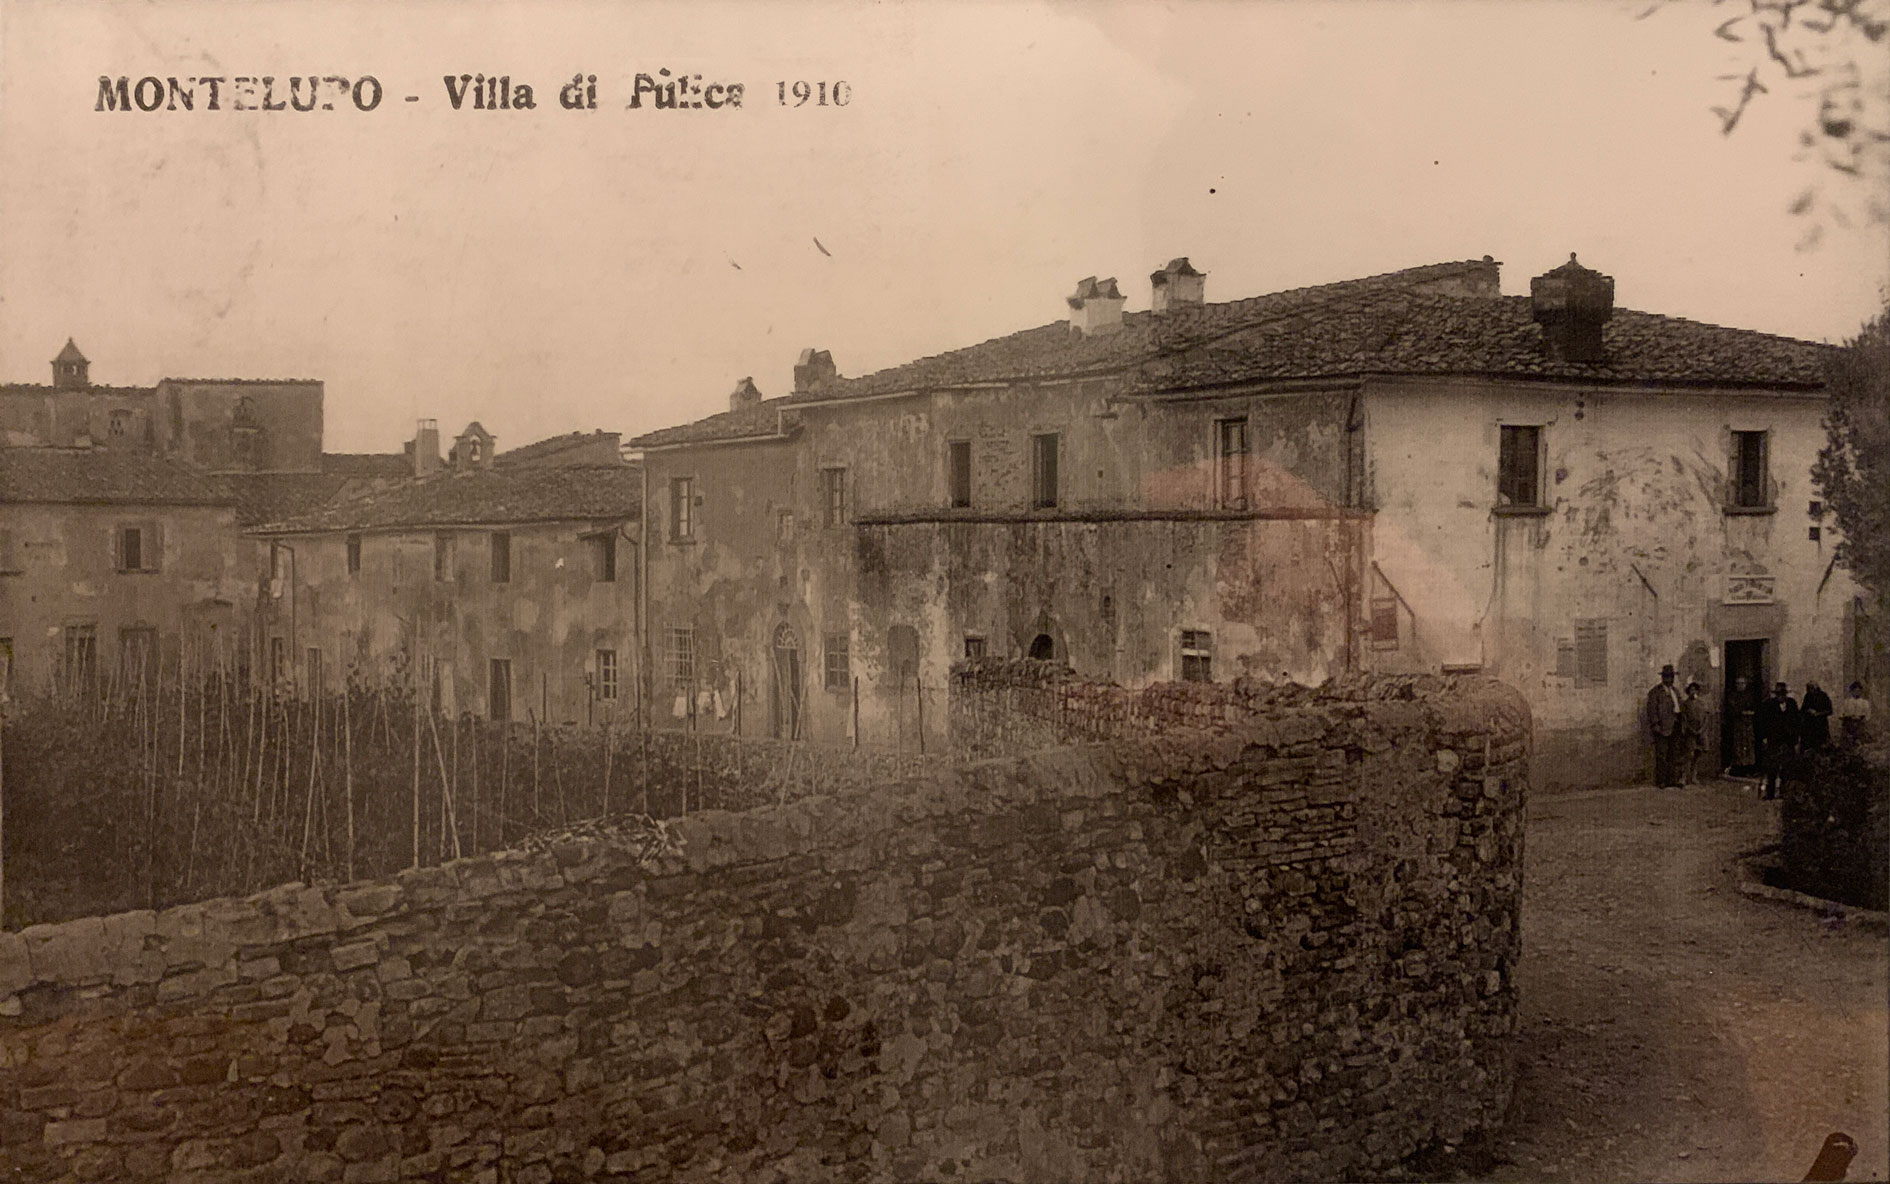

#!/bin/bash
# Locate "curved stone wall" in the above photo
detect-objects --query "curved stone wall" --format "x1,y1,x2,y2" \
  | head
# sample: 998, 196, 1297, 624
0, 673, 1528, 1183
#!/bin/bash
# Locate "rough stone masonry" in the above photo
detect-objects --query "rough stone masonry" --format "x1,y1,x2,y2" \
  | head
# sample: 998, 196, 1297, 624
0, 669, 1528, 1183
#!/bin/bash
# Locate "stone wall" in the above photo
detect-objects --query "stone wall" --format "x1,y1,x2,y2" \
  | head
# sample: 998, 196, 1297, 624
0, 672, 1528, 1183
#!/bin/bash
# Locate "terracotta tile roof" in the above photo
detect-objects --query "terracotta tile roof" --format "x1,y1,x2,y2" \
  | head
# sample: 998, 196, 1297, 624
495, 430, 626, 466
1129, 291, 1835, 392
253, 465, 643, 533
630, 257, 1834, 449
0, 448, 229, 505
628, 400, 801, 450
215, 472, 357, 526
321, 452, 411, 478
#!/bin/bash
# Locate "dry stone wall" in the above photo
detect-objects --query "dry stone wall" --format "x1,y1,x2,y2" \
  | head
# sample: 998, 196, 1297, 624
0, 671, 1529, 1183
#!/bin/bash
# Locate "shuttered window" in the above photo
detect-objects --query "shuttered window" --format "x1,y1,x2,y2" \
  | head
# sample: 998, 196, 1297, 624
1574, 619, 1608, 687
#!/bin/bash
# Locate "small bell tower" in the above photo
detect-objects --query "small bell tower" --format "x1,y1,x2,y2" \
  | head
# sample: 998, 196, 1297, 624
52, 339, 90, 390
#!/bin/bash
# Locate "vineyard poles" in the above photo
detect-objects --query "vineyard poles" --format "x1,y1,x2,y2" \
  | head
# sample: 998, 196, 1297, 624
343, 687, 355, 882
412, 677, 422, 871
426, 709, 463, 861
601, 718, 612, 820
299, 679, 322, 876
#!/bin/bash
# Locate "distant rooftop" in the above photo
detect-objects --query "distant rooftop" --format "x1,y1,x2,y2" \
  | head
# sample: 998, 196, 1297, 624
252, 465, 643, 534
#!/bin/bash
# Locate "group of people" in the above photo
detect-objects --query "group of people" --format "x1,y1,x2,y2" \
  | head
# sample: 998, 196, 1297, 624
1645, 664, 1872, 796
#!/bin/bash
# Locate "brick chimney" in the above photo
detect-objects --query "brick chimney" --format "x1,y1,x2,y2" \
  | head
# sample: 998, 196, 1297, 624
1530, 254, 1614, 363
793, 349, 837, 394
1068, 276, 1125, 335
410, 418, 441, 477
1149, 258, 1206, 314
729, 376, 762, 412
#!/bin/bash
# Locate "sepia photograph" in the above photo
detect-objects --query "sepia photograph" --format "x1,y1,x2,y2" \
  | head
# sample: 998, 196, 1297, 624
0, 0, 1886, 1180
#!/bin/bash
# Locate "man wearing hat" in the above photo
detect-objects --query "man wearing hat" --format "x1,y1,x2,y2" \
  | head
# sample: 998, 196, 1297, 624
1644, 664, 1684, 788
1754, 681, 1801, 800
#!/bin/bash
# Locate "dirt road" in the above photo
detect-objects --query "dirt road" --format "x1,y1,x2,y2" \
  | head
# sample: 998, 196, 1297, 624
1478, 778, 1889, 1184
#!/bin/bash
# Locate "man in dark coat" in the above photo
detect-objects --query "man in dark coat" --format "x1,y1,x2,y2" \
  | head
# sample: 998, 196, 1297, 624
1645, 664, 1683, 788
1800, 681, 1834, 748
1754, 681, 1800, 800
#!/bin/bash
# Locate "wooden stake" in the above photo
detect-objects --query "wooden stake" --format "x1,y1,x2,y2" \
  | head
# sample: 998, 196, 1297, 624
344, 684, 355, 882
412, 678, 422, 870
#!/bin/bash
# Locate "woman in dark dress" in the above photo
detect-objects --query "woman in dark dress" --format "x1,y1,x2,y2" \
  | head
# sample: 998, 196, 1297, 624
1800, 681, 1833, 748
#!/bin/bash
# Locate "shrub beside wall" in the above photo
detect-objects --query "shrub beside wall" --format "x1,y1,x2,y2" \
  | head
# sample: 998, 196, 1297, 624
0, 672, 1528, 1183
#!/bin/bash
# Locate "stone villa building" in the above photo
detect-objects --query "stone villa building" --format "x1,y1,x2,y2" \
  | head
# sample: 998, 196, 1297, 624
628, 255, 1859, 786
249, 423, 642, 725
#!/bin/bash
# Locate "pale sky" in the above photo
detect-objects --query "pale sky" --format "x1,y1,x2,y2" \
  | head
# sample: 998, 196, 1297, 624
2, 0, 1885, 454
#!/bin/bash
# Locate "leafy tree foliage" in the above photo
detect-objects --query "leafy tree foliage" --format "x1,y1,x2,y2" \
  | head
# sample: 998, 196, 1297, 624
1813, 306, 1890, 598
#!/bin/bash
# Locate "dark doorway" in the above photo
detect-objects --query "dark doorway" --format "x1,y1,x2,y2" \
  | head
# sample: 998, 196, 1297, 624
771, 624, 803, 740
1028, 633, 1055, 661
1721, 638, 1767, 772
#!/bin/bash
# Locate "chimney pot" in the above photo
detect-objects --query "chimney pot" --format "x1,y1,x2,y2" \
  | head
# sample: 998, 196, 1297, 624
793, 350, 837, 394
729, 376, 763, 412
1150, 258, 1207, 314
1068, 276, 1126, 335
1529, 253, 1614, 363
412, 418, 441, 477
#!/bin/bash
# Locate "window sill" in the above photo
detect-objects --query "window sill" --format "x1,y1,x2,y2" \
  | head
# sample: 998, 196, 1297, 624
669, 537, 697, 546
1722, 505, 1777, 517
116, 568, 163, 575
1490, 505, 1552, 518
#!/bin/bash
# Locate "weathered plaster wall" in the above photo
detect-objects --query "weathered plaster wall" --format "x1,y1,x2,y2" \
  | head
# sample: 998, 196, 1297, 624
857, 515, 1360, 717
263, 524, 636, 725
0, 674, 1526, 1184
1364, 379, 1856, 787
158, 381, 324, 474
639, 386, 1362, 748
0, 503, 249, 695
0, 391, 157, 450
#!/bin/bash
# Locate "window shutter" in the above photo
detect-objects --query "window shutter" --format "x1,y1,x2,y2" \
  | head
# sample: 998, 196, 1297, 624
145, 520, 163, 572
0, 528, 16, 573
111, 526, 123, 571
1725, 431, 1739, 507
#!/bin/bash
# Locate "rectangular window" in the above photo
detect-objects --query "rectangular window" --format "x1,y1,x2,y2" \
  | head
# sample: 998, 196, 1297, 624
596, 649, 618, 701
670, 477, 695, 541
824, 632, 850, 691
1370, 597, 1400, 650
588, 532, 617, 582
488, 658, 512, 722
490, 531, 511, 583
1180, 630, 1212, 683
948, 441, 972, 508
1216, 418, 1249, 510
1574, 619, 1608, 688
821, 467, 848, 527
64, 625, 97, 695
0, 637, 12, 696
0, 528, 20, 574
346, 533, 362, 576
433, 534, 451, 582
1732, 430, 1770, 509
1031, 433, 1060, 509
963, 635, 987, 660
1497, 425, 1542, 508
668, 627, 695, 689
119, 626, 158, 691
116, 523, 159, 572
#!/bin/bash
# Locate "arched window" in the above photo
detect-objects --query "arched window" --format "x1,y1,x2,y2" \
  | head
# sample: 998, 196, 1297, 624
1028, 634, 1055, 661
